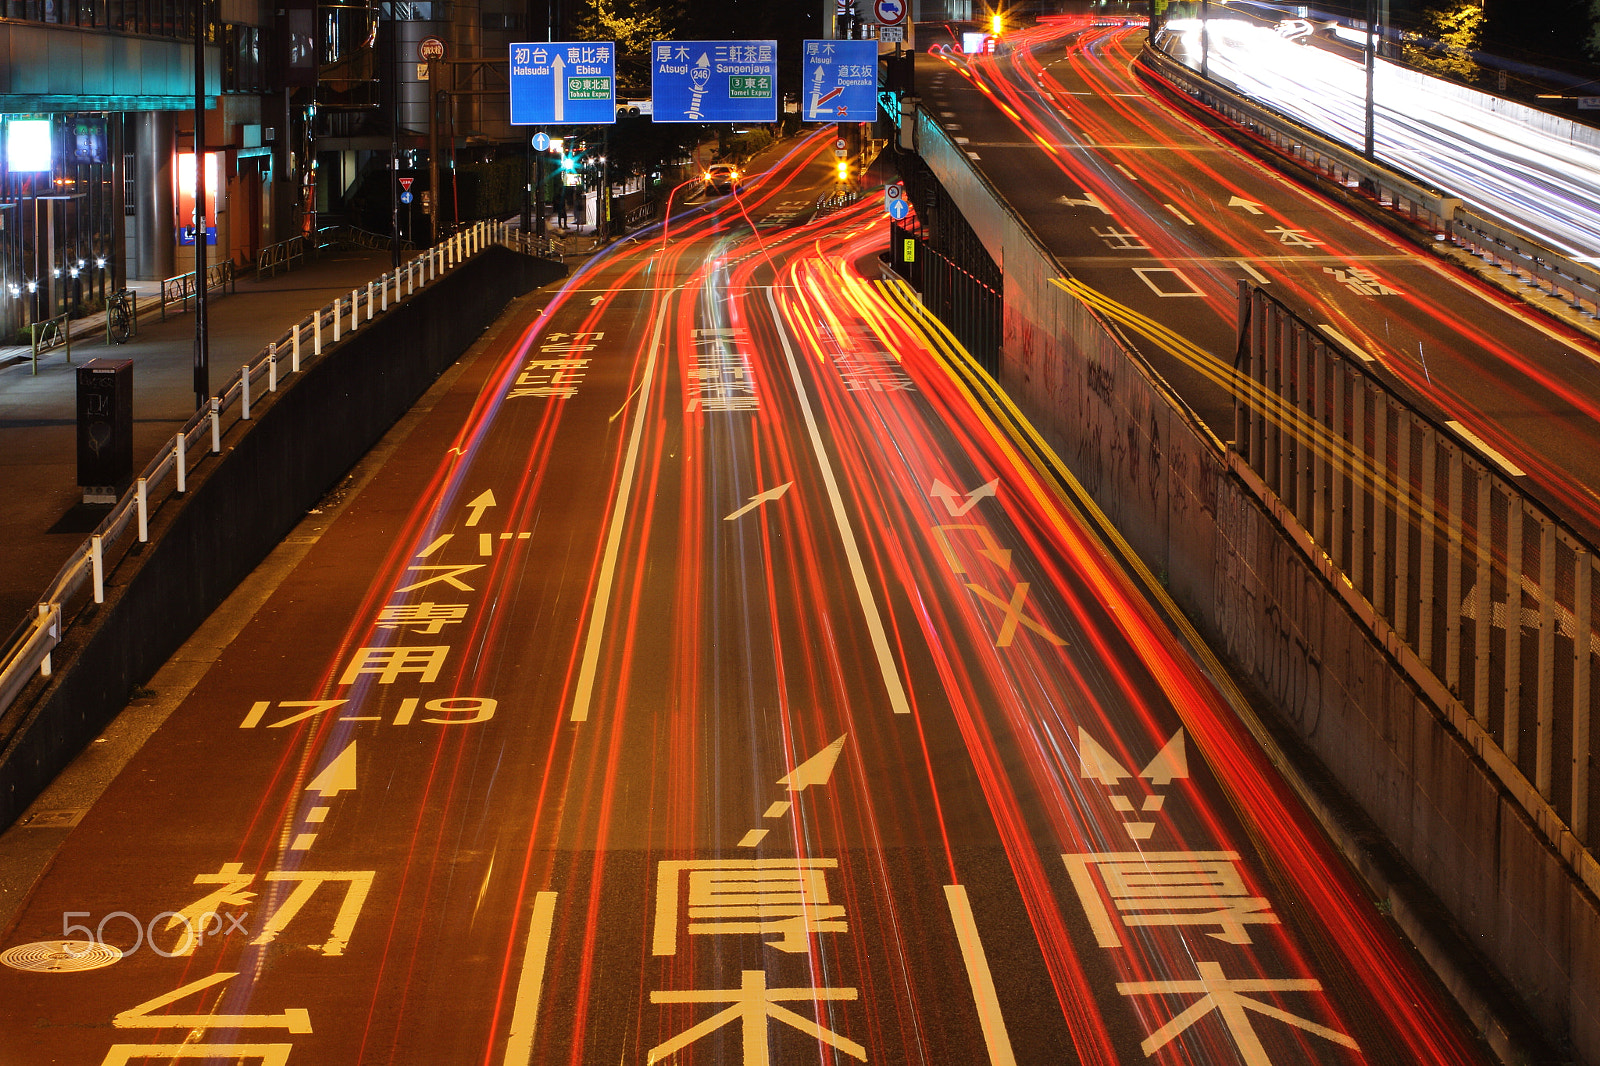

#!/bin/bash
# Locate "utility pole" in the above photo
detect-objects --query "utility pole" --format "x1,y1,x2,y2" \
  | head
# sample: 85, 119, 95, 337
193, 0, 209, 410
390, 6, 401, 266
1364, 0, 1378, 160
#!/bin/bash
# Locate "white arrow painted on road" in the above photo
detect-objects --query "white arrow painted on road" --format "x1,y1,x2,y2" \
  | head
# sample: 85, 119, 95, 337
1139, 729, 1188, 785
930, 478, 999, 517
551, 54, 566, 121
306, 740, 358, 797
779, 735, 847, 792
725, 482, 793, 521
1229, 195, 1265, 215
1078, 729, 1133, 785
465, 489, 497, 527
590, 294, 605, 306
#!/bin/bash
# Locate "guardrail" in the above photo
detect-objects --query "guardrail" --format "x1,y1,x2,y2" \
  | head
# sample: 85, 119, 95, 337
506, 231, 561, 259
256, 235, 309, 280
0, 220, 507, 729
159, 260, 237, 320
1139, 43, 1600, 321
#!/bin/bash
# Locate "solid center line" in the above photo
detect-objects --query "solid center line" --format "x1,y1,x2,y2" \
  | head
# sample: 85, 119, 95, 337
945, 884, 1017, 1066
570, 299, 670, 722
502, 891, 558, 1066
766, 288, 912, 715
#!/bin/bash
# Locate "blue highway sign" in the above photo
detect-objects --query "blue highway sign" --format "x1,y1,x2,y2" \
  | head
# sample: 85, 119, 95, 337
510, 42, 616, 125
651, 41, 778, 123
803, 40, 879, 122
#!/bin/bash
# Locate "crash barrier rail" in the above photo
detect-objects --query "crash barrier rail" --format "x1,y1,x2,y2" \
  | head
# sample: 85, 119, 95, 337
256, 235, 308, 280
1235, 281, 1600, 850
26, 312, 70, 374
0, 219, 506, 724
159, 260, 236, 320
1140, 43, 1600, 320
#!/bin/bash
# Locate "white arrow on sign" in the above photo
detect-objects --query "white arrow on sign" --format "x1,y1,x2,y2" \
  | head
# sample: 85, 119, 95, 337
725, 481, 793, 521
1228, 195, 1264, 215
552, 53, 566, 121
779, 735, 847, 792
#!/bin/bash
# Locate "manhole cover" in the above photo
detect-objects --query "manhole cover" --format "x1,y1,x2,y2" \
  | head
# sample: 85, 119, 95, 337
0, 940, 123, 972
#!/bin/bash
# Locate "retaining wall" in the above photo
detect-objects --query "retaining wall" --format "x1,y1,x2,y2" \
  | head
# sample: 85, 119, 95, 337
916, 105, 1600, 1063
0, 246, 566, 833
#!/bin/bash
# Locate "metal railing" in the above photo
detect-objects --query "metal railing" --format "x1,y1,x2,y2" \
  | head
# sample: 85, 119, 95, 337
1234, 281, 1600, 853
26, 312, 70, 374
159, 260, 236, 320
0, 220, 506, 727
256, 235, 309, 280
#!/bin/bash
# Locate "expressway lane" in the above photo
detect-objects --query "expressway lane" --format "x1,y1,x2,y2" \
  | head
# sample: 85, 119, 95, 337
0, 131, 1493, 1064
931, 19, 1600, 536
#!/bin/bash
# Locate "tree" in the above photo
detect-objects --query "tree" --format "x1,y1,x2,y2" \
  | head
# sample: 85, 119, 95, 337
1402, 1, 1486, 79
574, 0, 678, 98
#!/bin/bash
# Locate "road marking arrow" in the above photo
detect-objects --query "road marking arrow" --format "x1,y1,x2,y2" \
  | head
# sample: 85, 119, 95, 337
1228, 195, 1265, 215
465, 489, 497, 527
930, 478, 999, 517
306, 740, 358, 797
779, 735, 847, 792
1078, 729, 1133, 785
590, 294, 605, 306
724, 481, 793, 521
1139, 730, 1188, 785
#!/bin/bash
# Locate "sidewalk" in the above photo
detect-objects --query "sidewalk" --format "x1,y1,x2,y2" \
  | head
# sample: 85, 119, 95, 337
0, 245, 399, 630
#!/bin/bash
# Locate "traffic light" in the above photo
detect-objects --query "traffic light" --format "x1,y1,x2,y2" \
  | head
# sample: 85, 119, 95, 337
836, 158, 851, 183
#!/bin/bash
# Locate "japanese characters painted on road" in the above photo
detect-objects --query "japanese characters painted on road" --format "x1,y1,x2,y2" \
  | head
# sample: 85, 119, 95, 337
802, 40, 879, 122
652, 41, 778, 123
509, 41, 616, 125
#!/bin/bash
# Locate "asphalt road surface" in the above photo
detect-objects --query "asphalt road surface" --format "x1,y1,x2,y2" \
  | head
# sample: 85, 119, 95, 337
0, 129, 1493, 1064
928, 20, 1600, 538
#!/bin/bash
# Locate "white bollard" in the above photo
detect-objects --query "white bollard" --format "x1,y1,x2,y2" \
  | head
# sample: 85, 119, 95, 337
38, 605, 52, 677
210, 398, 221, 453
351, 288, 360, 331
333, 300, 341, 342
315, 312, 323, 355
268, 343, 278, 392
137, 478, 148, 542
92, 535, 104, 604
242, 365, 252, 420
292, 325, 302, 372
381, 275, 388, 311
367, 281, 374, 320
176, 431, 188, 493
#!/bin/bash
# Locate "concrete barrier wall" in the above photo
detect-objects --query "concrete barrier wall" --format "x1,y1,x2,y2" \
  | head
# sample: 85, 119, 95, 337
916, 107, 1599, 1063
0, 247, 566, 833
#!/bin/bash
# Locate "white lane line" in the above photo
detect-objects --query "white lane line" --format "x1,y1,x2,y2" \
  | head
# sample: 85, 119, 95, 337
1317, 323, 1374, 362
1115, 163, 1138, 181
944, 884, 1018, 1066
765, 288, 913, 715
570, 299, 670, 722
1233, 258, 1272, 285
1162, 203, 1196, 225
502, 891, 558, 1066
1447, 420, 1527, 478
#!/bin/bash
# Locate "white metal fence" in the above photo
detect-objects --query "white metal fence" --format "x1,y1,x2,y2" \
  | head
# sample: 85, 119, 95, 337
0, 220, 507, 721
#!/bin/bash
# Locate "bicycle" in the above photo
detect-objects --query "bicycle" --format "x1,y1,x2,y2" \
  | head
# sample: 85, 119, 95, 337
107, 289, 132, 344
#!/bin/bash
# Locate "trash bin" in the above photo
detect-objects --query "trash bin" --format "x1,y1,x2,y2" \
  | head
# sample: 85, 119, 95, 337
77, 358, 133, 504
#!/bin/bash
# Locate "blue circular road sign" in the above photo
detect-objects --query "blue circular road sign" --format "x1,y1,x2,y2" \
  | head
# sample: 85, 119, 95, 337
887, 195, 910, 221
532, 132, 551, 152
